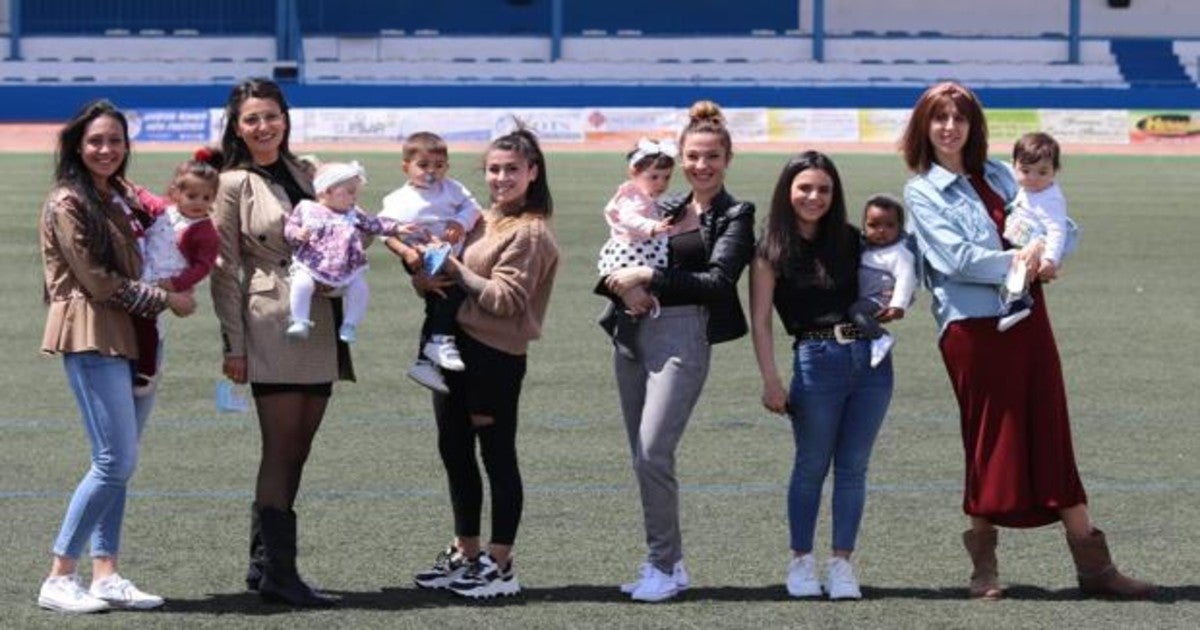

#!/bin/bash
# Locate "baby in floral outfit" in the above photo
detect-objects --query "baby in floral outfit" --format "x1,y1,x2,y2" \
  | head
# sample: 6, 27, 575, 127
284, 161, 409, 343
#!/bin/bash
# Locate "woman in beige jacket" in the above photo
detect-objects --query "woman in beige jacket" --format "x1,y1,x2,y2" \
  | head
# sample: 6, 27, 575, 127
38, 100, 195, 614
209, 78, 352, 608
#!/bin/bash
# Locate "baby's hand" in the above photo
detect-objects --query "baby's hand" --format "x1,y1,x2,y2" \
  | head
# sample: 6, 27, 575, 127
651, 217, 672, 237
442, 221, 464, 244
296, 227, 312, 242
1037, 259, 1059, 282
156, 278, 176, 292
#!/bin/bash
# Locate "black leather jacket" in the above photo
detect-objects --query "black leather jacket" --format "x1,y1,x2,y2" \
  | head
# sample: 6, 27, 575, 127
598, 188, 756, 345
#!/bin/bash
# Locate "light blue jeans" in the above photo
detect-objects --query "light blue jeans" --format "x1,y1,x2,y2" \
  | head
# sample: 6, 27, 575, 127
787, 339, 893, 553
52, 351, 156, 559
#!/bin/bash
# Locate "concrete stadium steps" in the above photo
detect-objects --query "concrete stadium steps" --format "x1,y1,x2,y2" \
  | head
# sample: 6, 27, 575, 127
1111, 38, 1193, 87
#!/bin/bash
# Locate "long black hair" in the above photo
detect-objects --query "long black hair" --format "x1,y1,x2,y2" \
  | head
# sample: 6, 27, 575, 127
220, 77, 292, 170
757, 150, 852, 282
54, 99, 131, 271
487, 124, 553, 217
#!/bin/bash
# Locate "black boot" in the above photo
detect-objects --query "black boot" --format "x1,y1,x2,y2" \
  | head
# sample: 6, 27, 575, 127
246, 503, 266, 592
258, 506, 337, 608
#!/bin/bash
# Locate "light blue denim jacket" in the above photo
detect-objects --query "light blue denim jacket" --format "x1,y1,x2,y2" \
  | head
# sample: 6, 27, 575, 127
904, 159, 1018, 338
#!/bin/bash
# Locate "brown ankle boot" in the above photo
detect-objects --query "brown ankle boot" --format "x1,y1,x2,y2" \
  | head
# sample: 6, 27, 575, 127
1066, 528, 1155, 599
962, 529, 1003, 600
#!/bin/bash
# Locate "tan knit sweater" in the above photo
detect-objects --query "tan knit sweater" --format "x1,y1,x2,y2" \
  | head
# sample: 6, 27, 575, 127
456, 211, 560, 355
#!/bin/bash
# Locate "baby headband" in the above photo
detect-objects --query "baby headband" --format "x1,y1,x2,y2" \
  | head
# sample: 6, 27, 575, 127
629, 138, 678, 168
313, 160, 367, 194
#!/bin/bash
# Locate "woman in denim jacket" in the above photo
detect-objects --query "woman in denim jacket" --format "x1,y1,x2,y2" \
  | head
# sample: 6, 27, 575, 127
901, 81, 1152, 600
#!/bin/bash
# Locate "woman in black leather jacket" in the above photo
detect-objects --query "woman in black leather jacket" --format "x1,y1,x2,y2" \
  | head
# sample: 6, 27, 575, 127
599, 100, 755, 603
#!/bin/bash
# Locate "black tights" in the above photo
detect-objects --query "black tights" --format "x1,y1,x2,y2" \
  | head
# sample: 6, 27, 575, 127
253, 390, 330, 510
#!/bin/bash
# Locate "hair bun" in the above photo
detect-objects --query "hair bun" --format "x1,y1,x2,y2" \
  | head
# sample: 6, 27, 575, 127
688, 100, 725, 126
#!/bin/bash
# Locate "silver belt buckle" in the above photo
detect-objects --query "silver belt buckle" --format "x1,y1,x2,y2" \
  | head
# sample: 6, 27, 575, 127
833, 323, 854, 345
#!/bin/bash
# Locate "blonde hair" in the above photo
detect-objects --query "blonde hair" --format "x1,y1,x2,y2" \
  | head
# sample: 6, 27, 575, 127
678, 100, 732, 157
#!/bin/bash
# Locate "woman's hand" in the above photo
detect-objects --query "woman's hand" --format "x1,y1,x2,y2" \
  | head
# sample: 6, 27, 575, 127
223, 355, 247, 384
620, 285, 656, 317
411, 270, 454, 299
761, 377, 789, 415
166, 291, 196, 317
876, 307, 905, 323
605, 266, 654, 296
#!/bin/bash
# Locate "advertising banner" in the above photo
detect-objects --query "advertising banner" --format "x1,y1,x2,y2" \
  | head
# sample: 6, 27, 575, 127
581, 108, 681, 143
1039, 109, 1129, 144
858, 109, 910, 143
127, 109, 210, 142
1128, 111, 1200, 144
768, 108, 859, 143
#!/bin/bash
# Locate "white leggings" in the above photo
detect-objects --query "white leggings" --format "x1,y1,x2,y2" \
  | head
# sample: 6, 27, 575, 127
290, 268, 369, 328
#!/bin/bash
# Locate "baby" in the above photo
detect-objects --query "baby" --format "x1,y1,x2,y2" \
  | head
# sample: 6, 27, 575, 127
999, 132, 1078, 331
849, 194, 916, 368
596, 137, 676, 358
284, 161, 409, 344
133, 151, 221, 395
379, 132, 482, 393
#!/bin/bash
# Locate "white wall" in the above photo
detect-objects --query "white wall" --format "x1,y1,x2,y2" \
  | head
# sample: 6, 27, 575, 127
1082, 0, 1200, 37
820, 0, 1200, 38
821, 0, 1067, 36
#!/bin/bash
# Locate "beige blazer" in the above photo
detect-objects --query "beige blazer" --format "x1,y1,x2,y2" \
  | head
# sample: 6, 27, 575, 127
210, 159, 354, 384
40, 186, 145, 358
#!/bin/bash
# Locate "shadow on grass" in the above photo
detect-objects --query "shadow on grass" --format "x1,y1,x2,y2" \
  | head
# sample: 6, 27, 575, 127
162, 583, 1200, 613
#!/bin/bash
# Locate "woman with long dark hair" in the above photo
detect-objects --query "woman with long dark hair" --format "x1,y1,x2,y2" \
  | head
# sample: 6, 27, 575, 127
210, 78, 351, 607
750, 151, 895, 600
37, 100, 195, 613
410, 127, 560, 599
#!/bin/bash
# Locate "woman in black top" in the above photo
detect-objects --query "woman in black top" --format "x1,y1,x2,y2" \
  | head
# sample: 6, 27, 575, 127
600, 100, 755, 602
750, 151, 898, 600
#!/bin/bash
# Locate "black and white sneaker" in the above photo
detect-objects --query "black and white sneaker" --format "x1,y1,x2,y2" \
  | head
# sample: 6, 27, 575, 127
448, 553, 520, 599
413, 545, 470, 589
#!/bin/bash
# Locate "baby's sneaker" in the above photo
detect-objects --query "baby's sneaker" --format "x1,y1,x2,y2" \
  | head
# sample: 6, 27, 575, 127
997, 308, 1031, 332
407, 359, 449, 394
869, 333, 895, 368
338, 323, 358, 344
285, 319, 313, 339
423, 335, 465, 371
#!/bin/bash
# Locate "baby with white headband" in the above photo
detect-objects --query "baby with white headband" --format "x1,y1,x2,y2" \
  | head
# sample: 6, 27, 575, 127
597, 137, 677, 279
596, 137, 676, 356
284, 161, 411, 344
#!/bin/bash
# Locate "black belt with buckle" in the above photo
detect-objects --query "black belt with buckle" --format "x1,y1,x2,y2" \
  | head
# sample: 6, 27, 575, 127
795, 323, 864, 345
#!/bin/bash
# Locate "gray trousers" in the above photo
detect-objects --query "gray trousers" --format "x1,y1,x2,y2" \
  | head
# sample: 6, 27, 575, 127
614, 305, 711, 572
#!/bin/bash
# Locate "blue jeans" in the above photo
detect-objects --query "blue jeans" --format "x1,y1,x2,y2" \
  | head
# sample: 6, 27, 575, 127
52, 352, 156, 559
787, 339, 893, 553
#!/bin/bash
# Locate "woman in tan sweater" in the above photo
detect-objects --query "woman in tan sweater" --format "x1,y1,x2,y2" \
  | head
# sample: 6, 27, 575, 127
410, 127, 559, 599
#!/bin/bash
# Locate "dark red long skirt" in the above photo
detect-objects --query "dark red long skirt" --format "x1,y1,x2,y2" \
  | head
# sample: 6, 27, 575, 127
938, 284, 1087, 528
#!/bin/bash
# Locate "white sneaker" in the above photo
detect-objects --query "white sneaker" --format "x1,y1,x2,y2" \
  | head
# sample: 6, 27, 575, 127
423, 335, 465, 371
38, 574, 109, 614
869, 333, 895, 368
630, 565, 680, 602
997, 307, 1031, 332
448, 553, 520, 599
786, 554, 823, 598
90, 573, 164, 610
619, 560, 689, 595
285, 319, 313, 339
338, 323, 358, 344
407, 360, 449, 394
825, 557, 862, 600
